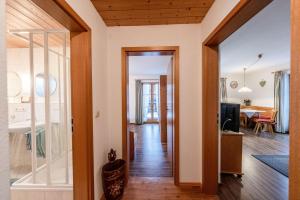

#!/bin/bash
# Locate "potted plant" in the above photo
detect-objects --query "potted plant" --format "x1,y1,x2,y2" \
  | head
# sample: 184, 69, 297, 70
244, 99, 251, 106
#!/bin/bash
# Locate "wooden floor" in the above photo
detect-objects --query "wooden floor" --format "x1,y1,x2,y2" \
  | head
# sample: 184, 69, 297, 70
122, 177, 217, 200
219, 128, 289, 200
129, 124, 172, 177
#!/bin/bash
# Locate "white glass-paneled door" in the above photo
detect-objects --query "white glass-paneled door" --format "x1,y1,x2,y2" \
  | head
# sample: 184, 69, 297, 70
143, 82, 159, 123
7, 29, 72, 188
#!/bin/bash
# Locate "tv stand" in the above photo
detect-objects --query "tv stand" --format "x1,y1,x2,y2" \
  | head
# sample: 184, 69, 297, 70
221, 131, 244, 176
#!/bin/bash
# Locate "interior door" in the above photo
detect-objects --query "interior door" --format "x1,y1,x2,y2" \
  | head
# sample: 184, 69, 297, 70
160, 75, 167, 143
167, 57, 174, 173
143, 83, 159, 123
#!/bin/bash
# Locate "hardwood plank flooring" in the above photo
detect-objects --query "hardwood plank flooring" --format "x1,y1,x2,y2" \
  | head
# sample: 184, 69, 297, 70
129, 124, 172, 177
219, 128, 289, 200
123, 177, 217, 200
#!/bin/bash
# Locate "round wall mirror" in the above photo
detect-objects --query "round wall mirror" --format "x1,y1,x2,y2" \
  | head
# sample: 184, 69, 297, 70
35, 73, 57, 97
7, 72, 22, 97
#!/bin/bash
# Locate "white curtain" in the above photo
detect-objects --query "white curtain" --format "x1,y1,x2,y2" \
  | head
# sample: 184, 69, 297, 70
135, 80, 144, 125
274, 71, 290, 133
220, 77, 228, 102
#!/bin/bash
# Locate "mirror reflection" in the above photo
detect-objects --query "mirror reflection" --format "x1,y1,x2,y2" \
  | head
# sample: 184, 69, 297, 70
35, 73, 57, 97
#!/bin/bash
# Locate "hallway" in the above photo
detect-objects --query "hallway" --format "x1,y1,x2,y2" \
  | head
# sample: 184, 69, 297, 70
122, 177, 217, 200
129, 124, 172, 177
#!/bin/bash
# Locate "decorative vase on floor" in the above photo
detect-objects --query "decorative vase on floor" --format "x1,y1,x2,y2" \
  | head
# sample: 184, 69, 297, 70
102, 149, 126, 200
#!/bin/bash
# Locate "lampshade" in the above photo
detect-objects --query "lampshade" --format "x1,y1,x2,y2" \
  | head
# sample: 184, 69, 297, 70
238, 67, 252, 93
238, 86, 252, 93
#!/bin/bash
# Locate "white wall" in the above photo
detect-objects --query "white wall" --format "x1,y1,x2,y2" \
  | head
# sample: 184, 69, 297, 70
128, 74, 160, 123
201, 0, 240, 41
0, 0, 10, 199
222, 65, 290, 107
64, 1, 109, 199
107, 24, 203, 182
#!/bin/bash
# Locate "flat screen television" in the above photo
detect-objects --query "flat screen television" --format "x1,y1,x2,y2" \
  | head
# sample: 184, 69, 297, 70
221, 103, 240, 132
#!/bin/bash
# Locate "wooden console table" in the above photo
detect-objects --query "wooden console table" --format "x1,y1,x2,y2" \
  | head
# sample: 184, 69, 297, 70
221, 131, 244, 176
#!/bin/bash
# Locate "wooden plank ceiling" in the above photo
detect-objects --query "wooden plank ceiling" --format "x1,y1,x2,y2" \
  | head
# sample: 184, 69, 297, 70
91, 0, 215, 26
6, 0, 68, 48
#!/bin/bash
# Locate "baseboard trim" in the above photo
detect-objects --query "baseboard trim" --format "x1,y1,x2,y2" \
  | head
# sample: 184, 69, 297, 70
179, 182, 202, 191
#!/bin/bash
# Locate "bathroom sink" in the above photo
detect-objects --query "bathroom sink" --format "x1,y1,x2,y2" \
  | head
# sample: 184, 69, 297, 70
9, 121, 44, 133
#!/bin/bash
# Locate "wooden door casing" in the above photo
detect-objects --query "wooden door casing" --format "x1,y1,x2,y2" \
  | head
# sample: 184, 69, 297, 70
160, 75, 168, 143
167, 57, 174, 173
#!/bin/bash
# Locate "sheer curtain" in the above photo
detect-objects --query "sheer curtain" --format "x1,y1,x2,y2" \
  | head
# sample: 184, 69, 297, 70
142, 84, 151, 122
135, 80, 144, 125
274, 71, 290, 133
220, 77, 228, 102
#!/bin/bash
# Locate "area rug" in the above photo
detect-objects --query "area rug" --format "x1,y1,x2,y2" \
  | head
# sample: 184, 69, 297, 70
252, 155, 289, 177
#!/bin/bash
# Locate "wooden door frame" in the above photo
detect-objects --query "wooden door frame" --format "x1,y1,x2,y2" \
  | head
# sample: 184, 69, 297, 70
202, 0, 278, 195
121, 46, 180, 185
30, 1, 94, 200
203, 0, 300, 198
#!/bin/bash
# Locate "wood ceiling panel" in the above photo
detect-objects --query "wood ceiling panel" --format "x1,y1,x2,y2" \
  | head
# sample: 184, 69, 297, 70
106, 16, 204, 26
92, 0, 214, 11
100, 8, 208, 20
6, 0, 69, 48
91, 0, 215, 26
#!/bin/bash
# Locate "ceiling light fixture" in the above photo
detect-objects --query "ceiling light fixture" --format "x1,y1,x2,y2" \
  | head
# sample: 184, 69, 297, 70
238, 54, 263, 93
238, 67, 252, 93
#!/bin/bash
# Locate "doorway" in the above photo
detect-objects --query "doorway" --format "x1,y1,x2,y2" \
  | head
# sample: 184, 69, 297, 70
122, 46, 179, 185
143, 82, 159, 123
4, 0, 94, 199
218, 0, 290, 199
6, 0, 72, 198
202, 0, 300, 199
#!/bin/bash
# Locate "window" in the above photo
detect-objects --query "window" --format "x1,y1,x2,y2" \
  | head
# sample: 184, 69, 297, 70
143, 82, 159, 123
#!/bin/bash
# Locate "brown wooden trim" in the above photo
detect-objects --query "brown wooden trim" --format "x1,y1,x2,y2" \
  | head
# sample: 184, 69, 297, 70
122, 46, 180, 186
179, 182, 202, 190
289, 0, 300, 199
70, 31, 94, 200
32, 1, 94, 200
202, 0, 272, 195
30, 0, 89, 32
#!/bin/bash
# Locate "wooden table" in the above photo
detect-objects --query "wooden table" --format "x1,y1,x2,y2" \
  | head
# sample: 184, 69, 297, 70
221, 131, 244, 176
240, 109, 265, 127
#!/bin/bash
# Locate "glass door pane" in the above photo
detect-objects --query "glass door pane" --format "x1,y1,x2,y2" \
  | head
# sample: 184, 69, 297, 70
152, 83, 159, 121
142, 82, 160, 123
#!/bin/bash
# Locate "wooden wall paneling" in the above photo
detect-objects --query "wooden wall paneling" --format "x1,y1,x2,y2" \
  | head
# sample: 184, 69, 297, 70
289, 0, 300, 199
160, 75, 167, 143
202, 0, 273, 195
